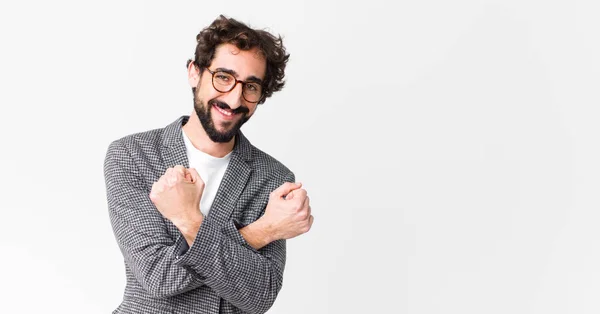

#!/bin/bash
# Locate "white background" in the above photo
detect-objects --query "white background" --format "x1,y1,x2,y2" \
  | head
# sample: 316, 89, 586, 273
0, 0, 599, 313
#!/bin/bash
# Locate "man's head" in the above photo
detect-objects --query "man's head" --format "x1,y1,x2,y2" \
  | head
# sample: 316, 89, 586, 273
187, 15, 290, 143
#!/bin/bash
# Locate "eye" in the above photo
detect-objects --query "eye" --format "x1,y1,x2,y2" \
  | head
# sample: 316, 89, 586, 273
216, 74, 231, 81
246, 83, 260, 92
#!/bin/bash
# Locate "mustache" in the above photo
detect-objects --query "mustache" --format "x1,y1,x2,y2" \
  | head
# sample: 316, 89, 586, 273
208, 99, 249, 115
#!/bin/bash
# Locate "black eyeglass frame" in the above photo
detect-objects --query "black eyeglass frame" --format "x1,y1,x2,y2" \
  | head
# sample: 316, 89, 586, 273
205, 68, 264, 103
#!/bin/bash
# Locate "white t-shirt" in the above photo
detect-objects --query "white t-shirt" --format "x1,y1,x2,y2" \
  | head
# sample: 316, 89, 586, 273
182, 129, 232, 217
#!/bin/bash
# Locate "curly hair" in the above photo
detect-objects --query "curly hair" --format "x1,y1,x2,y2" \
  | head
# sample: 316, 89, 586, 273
187, 15, 290, 104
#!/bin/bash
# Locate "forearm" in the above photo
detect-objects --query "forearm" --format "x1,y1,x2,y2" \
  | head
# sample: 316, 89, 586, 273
105, 140, 205, 298
239, 218, 276, 250
174, 218, 286, 314
175, 212, 204, 246
178, 215, 276, 250
110, 206, 205, 298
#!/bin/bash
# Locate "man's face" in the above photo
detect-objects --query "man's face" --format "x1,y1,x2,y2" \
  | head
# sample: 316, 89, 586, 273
188, 43, 266, 143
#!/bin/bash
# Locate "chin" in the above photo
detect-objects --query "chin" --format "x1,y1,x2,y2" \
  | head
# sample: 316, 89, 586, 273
213, 121, 235, 132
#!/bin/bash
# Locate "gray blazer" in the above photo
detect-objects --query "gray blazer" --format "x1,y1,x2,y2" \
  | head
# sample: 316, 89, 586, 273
104, 115, 294, 314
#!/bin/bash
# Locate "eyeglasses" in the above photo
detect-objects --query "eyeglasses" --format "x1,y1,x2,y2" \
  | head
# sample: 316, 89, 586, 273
205, 68, 263, 103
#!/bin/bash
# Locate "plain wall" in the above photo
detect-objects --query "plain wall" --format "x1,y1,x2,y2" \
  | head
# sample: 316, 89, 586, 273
0, 0, 598, 313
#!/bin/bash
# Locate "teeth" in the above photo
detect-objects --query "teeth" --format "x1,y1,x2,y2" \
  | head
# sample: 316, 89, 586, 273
215, 105, 232, 116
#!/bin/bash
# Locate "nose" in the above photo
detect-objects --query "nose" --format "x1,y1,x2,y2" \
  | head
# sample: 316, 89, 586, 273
221, 82, 244, 109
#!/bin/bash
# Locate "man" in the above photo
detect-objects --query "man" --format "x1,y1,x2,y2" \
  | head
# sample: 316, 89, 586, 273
103, 15, 313, 314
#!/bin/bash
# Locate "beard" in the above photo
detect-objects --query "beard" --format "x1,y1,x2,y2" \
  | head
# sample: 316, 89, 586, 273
193, 93, 251, 143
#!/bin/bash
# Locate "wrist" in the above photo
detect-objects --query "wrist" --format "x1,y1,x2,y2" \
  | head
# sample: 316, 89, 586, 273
256, 217, 278, 243
173, 211, 203, 245
240, 217, 278, 250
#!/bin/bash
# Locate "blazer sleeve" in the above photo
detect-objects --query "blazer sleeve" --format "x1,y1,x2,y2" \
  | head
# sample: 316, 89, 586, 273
104, 139, 205, 298
172, 172, 294, 314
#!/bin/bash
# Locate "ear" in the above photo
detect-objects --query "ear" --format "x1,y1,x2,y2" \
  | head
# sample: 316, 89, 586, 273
187, 61, 201, 88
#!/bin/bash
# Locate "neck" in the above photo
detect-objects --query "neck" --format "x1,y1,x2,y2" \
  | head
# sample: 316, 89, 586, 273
182, 111, 235, 158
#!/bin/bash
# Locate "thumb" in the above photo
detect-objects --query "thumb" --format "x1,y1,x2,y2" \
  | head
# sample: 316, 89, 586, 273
183, 170, 193, 183
285, 189, 295, 200
272, 181, 302, 199
186, 168, 202, 184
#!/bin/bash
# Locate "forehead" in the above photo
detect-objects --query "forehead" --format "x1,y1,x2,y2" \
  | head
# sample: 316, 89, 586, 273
211, 43, 266, 79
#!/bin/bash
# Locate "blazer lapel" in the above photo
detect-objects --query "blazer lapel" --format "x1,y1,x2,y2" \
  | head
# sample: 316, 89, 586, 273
160, 115, 254, 226
161, 115, 190, 170
207, 131, 253, 226
159, 116, 190, 237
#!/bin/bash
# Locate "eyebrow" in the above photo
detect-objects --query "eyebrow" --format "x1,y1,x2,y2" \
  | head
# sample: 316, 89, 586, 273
215, 67, 264, 85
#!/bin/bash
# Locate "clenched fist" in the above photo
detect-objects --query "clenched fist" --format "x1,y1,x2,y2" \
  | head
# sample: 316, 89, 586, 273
150, 165, 205, 227
261, 182, 314, 241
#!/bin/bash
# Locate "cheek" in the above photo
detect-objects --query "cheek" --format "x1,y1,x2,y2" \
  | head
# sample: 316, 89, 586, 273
196, 84, 218, 104
246, 104, 258, 116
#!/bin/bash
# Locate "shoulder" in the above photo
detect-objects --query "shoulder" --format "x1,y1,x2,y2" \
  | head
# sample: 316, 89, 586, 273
106, 127, 164, 156
105, 115, 185, 158
103, 126, 166, 179
248, 144, 295, 183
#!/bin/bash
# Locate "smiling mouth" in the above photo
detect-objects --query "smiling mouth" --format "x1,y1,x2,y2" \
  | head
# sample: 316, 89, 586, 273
213, 104, 238, 119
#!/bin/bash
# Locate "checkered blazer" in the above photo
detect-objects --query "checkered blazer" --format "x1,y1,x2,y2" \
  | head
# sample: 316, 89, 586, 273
104, 115, 294, 314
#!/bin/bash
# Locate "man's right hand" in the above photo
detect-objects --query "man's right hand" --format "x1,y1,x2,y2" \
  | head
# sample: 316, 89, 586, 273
260, 182, 314, 241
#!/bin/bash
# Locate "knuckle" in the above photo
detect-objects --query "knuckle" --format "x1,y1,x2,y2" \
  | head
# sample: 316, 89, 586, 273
297, 210, 307, 220
298, 191, 307, 200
